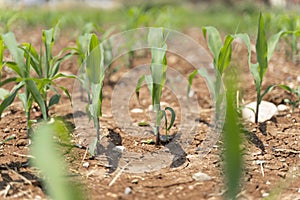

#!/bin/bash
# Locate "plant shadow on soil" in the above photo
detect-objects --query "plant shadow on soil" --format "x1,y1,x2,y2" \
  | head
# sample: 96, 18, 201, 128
94, 128, 187, 173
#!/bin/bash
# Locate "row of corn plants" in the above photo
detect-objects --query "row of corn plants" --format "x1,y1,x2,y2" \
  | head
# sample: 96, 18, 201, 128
187, 13, 300, 198
0, 12, 299, 199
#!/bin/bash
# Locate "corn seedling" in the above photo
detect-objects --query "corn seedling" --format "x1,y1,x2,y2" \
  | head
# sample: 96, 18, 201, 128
246, 13, 286, 123
223, 70, 243, 200
188, 26, 248, 125
31, 120, 84, 200
80, 34, 105, 156
135, 27, 176, 145
0, 25, 75, 131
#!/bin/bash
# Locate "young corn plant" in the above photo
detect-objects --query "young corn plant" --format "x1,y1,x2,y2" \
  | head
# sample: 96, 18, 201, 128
136, 27, 176, 145
246, 13, 286, 123
0, 25, 75, 131
83, 34, 105, 156
31, 120, 84, 200
188, 26, 248, 124
0, 32, 48, 130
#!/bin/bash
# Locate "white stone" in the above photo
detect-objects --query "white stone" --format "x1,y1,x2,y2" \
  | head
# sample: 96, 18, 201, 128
82, 162, 89, 168
130, 108, 143, 113
113, 146, 126, 153
124, 187, 132, 195
192, 172, 212, 182
242, 101, 278, 123
277, 104, 289, 112
262, 193, 269, 197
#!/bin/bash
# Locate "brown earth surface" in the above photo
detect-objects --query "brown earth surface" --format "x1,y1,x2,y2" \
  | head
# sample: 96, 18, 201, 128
0, 27, 300, 200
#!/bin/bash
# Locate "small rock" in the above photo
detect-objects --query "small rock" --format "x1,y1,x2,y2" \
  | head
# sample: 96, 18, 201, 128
297, 76, 300, 83
192, 172, 212, 181
4, 128, 10, 133
106, 192, 118, 198
124, 187, 132, 195
112, 146, 126, 153
168, 55, 178, 64
188, 185, 194, 190
242, 101, 278, 123
158, 194, 165, 199
266, 181, 271, 185
82, 162, 89, 168
148, 105, 153, 111
188, 90, 195, 98
262, 193, 269, 197
130, 108, 143, 113
131, 179, 139, 184
277, 104, 289, 112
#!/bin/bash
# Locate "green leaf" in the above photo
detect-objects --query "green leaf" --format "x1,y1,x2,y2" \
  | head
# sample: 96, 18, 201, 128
165, 107, 176, 131
148, 28, 168, 109
223, 72, 242, 199
187, 70, 198, 97
0, 36, 4, 79
50, 52, 73, 77
0, 77, 18, 87
0, 82, 24, 118
21, 43, 42, 77
31, 123, 84, 200
218, 35, 234, 74
202, 26, 223, 66
48, 94, 61, 108
42, 27, 55, 78
256, 13, 268, 81
144, 75, 153, 95
261, 84, 276, 99
86, 36, 104, 84
233, 33, 252, 70
135, 75, 145, 101
267, 30, 286, 62
197, 68, 215, 98
26, 80, 47, 120
2, 32, 26, 77
138, 121, 149, 126
4, 61, 21, 76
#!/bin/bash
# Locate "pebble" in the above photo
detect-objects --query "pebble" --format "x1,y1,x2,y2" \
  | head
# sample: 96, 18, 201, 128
262, 193, 269, 197
131, 179, 139, 184
130, 108, 143, 113
124, 187, 132, 195
188, 90, 195, 98
4, 128, 10, 133
112, 146, 126, 153
277, 104, 289, 112
242, 101, 278, 123
82, 162, 89, 168
188, 185, 194, 190
192, 172, 212, 182
106, 192, 118, 198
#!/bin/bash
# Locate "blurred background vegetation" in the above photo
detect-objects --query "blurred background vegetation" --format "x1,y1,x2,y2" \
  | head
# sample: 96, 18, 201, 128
0, 0, 299, 36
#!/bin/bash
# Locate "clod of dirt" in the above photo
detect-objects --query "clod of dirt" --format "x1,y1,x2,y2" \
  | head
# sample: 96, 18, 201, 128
242, 101, 278, 123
